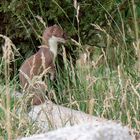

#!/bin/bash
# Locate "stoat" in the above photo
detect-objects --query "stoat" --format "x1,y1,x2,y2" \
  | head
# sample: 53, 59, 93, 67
19, 24, 67, 105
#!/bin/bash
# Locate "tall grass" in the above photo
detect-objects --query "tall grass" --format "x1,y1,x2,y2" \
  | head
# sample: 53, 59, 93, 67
0, 0, 140, 139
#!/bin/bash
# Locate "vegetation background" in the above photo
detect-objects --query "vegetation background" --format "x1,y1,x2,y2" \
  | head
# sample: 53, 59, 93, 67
0, 0, 140, 139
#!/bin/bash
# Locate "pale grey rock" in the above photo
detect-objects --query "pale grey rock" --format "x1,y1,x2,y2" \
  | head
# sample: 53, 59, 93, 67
19, 121, 133, 140
28, 100, 106, 132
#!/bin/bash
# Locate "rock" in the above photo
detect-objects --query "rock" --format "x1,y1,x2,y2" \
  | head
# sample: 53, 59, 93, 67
28, 100, 106, 132
19, 121, 133, 140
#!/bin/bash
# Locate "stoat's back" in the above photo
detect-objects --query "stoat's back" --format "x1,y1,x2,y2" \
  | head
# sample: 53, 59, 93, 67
19, 47, 54, 89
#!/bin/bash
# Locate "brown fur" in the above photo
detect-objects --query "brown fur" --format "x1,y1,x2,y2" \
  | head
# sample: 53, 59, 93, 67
19, 25, 66, 105
19, 46, 55, 105
19, 47, 55, 88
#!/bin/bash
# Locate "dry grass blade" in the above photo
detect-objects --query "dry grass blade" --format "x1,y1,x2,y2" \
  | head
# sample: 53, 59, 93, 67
0, 34, 19, 140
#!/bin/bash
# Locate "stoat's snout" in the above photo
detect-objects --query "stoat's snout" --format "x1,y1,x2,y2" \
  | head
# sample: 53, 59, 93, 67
50, 35, 66, 44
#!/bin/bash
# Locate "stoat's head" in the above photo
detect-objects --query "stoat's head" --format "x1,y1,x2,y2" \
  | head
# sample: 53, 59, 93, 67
42, 24, 67, 46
